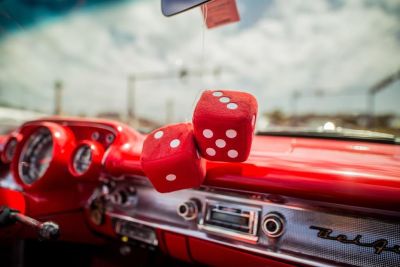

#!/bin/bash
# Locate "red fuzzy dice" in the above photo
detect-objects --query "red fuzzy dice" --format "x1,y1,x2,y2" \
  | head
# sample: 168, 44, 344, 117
141, 123, 206, 193
192, 90, 258, 162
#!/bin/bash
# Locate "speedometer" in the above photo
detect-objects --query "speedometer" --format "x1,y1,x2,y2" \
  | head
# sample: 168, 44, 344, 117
19, 127, 53, 185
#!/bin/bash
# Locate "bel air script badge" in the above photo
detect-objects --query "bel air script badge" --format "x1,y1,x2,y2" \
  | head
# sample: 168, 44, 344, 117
309, 226, 400, 255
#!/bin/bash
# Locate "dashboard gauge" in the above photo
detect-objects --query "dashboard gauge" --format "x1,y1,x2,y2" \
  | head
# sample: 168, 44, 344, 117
19, 128, 53, 185
72, 144, 92, 175
2, 137, 18, 163
69, 140, 104, 179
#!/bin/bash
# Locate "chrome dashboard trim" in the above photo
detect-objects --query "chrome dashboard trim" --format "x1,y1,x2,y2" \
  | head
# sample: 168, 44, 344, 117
108, 212, 335, 267
93, 177, 400, 267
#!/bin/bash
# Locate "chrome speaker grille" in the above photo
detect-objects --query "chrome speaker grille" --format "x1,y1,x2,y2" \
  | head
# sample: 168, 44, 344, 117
263, 208, 400, 267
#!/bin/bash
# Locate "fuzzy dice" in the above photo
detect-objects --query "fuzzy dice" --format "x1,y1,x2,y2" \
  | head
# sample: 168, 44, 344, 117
192, 90, 258, 162
141, 123, 206, 193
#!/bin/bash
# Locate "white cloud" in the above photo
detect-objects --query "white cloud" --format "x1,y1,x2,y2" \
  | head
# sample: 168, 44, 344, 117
0, 0, 399, 123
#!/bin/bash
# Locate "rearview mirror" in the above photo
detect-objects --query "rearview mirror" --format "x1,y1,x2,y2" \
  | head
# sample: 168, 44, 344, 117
161, 0, 211, 17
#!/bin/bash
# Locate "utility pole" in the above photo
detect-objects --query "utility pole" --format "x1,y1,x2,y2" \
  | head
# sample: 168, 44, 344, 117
367, 69, 400, 127
54, 80, 63, 115
126, 67, 221, 128
291, 90, 301, 126
291, 91, 301, 116
288, 68, 400, 128
127, 75, 136, 127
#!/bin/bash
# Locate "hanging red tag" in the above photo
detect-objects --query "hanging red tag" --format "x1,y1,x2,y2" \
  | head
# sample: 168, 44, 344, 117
201, 0, 240, 29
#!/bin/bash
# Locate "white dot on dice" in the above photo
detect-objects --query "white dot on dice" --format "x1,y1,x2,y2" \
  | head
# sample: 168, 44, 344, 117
206, 148, 216, 156
154, 130, 164, 139
219, 97, 230, 103
215, 139, 226, 148
170, 139, 180, 148
226, 129, 237, 138
228, 150, 238, 158
227, 103, 238, 110
166, 174, 176, 181
212, 91, 223, 97
203, 129, 213, 138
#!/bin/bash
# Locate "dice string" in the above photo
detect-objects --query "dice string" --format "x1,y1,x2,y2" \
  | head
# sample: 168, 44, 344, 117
185, 4, 210, 122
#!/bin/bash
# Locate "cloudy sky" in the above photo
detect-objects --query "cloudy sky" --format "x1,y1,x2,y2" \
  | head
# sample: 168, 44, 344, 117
0, 0, 399, 124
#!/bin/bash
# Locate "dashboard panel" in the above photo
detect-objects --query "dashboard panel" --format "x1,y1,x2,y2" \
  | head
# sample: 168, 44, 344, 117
0, 117, 399, 267
87, 176, 400, 267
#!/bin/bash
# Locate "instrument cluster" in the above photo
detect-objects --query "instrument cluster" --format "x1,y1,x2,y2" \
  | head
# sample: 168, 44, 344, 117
0, 119, 129, 190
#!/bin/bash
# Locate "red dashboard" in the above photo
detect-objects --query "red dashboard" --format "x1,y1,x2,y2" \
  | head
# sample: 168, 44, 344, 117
0, 117, 399, 267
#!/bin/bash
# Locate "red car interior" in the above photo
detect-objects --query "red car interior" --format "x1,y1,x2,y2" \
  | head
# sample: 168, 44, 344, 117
0, 90, 399, 266
1, 1, 399, 266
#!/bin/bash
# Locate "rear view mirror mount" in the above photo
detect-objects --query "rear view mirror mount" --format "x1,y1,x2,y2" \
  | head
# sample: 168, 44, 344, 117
161, 0, 211, 17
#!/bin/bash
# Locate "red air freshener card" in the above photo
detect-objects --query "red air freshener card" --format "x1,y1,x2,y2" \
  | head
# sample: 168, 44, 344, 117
201, 0, 240, 29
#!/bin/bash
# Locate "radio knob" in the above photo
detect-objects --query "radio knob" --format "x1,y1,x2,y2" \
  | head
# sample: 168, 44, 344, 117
177, 200, 199, 221
261, 213, 285, 238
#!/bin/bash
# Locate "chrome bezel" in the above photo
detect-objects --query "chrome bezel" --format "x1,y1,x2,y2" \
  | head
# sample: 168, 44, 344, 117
18, 127, 53, 185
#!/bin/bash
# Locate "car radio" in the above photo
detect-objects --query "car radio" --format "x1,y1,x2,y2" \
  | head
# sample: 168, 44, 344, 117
198, 199, 260, 243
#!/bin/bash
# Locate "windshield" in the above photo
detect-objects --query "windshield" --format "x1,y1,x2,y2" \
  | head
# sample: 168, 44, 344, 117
0, 0, 399, 137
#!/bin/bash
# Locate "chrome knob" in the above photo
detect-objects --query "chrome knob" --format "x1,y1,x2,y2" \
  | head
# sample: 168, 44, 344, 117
39, 221, 60, 240
177, 200, 199, 221
109, 185, 137, 207
261, 213, 285, 238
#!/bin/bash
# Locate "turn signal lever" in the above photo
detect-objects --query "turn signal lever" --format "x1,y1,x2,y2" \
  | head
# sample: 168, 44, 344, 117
0, 206, 60, 240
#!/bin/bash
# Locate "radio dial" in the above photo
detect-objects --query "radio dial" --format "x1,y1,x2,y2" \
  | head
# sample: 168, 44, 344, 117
261, 213, 285, 238
177, 200, 199, 220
